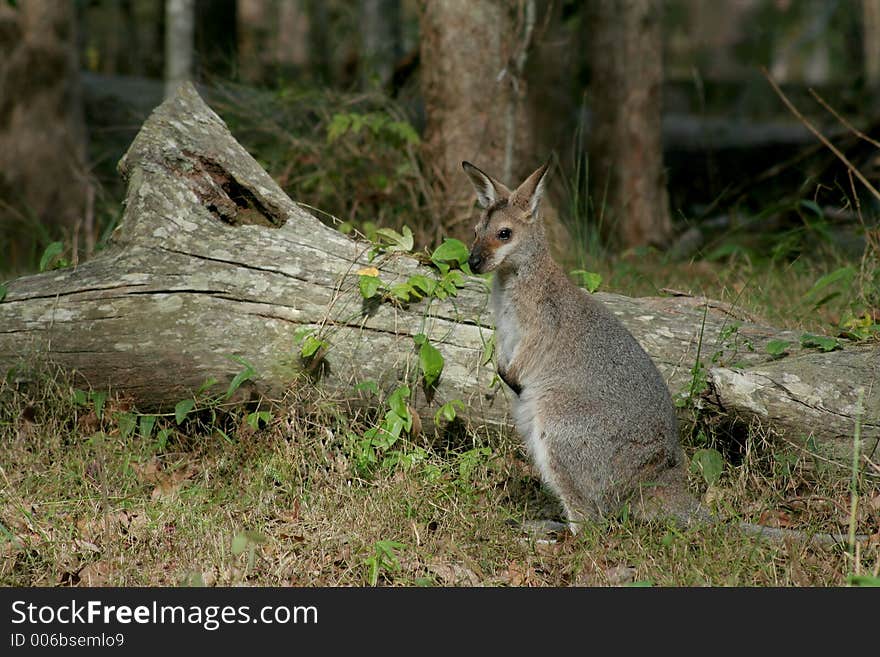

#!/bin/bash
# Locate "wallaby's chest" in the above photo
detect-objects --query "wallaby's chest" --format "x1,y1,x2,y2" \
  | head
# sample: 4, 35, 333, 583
491, 278, 522, 369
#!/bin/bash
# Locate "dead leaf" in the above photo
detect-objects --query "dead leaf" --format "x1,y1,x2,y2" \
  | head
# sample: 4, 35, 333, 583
151, 477, 183, 500
505, 561, 533, 586
604, 564, 638, 586
759, 509, 794, 529
148, 461, 199, 500
77, 409, 100, 434
356, 266, 379, 277
408, 406, 422, 437
78, 560, 112, 587
73, 539, 100, 554
132, 457, 162, 483
426, 560, 481, 586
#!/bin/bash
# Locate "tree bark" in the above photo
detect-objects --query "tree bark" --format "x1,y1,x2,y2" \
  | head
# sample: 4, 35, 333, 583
0, 0, 89, 269
865, 0, 880, 90
360, 0, 402, 88
164, 0, 195, 98
587, 0, 673, 249
418, 0, 537, 238
0, 85, 876, 464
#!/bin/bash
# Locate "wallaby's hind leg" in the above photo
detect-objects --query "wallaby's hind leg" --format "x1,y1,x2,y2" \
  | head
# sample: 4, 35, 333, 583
541, 441, 605, 534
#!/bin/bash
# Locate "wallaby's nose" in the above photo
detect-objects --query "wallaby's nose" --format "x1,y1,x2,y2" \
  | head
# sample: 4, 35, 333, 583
468, 251, 483, 273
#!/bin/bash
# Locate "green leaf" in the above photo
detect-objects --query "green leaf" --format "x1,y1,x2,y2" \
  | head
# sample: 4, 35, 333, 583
72, 389, 88, 406
417, 336, 444, 388
231, 532, 249, 556
434, 399, 465, 424
389, 282, 415, 302
803, 267, 854, 307
690, 448, 724, 486
326, 113, 353, 143
359, 275, 382, 299
848, 574, 880, 587
798, 199, 823, 219
387, 385, 411, 419
39, 241, 64, 272
375, 226, 413, 252
156, 428, 171, 451
225, 357, 256, 399
355, 380, 379, 395
481, 334, 495, 365
381, 411, 407, 441
138, 414, 157, 439
175, 398, 195, 425
431, 239, 469, 267
117, 412, 137, 440
90, 391, 107, 421
300, 335, 326, 358
765, 339, 790, 358
800, 333, 842, 352
196, 376, 218, 395
374, 539, 405, 559
439, 270, 465, 297
570, 269, 603, 293
246, 410, 272, 430
407, 275, 436, 296
387, 120, 420, 145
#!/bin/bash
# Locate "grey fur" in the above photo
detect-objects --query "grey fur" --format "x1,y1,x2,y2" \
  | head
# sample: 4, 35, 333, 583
462, 161, 865, 545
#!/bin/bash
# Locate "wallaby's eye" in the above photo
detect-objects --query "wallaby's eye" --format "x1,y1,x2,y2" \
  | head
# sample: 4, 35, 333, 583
497, 228, 512, 240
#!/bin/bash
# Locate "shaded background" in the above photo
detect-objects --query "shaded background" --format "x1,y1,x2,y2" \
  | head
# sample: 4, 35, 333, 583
1, 0, 879, 296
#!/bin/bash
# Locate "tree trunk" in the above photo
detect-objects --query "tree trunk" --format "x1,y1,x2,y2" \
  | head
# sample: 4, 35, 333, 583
360, 0, 402, 88
864, 0, 880, 90
164, 0, 195, 98
305, 0, 330, 84
587, 0, 672, 249
1, 85, 876, 465
236, 0, 271, 83
418, 0, 538, 239
0, 0, 89, 270
276, 0, 310, 73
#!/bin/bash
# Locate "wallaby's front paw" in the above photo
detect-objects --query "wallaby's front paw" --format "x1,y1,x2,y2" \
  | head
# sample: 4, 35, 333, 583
497, 366, 522, 395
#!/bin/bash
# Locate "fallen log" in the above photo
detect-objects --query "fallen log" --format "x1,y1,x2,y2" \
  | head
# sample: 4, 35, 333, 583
1, 84, 877, 464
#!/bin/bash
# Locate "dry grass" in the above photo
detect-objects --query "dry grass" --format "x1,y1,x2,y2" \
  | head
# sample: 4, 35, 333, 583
1, 357, 877, 588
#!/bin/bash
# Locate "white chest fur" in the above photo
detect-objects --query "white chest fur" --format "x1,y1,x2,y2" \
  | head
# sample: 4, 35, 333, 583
491, 276, 521, 371
493, 278, 554, 498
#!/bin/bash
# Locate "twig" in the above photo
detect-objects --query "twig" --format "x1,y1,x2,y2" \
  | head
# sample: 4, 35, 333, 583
809, 88, 880, 150
848, 389, 865, 561
761, 67, 880, 205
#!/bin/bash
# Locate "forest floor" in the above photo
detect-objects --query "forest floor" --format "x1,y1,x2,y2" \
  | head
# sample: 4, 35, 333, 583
2, 246, 878, 587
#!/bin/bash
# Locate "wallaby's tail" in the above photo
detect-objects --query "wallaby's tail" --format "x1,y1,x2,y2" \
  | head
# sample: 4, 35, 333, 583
735, 521, 869, 548
630, 465, 871, 548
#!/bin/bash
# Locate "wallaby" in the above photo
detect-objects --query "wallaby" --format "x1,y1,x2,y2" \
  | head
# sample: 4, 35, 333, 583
463, 159, 864, 546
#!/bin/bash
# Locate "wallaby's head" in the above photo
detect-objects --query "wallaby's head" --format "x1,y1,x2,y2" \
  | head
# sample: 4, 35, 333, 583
462, 161, 551, 274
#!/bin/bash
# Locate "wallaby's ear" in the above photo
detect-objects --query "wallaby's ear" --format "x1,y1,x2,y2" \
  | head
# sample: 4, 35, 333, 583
509, 160, 551, 220
462, 161, 511, 208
